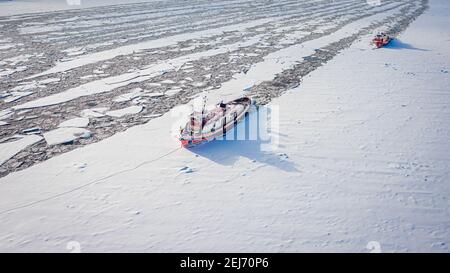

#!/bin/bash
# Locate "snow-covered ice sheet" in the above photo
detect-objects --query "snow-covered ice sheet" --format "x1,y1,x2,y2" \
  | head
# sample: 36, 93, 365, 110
14, 37, 262, 109
0, 0, 449, 252
106, 106, 143, 117
0, 135, 42, 165
58, 117, 90, 128
43, 127, 91, 146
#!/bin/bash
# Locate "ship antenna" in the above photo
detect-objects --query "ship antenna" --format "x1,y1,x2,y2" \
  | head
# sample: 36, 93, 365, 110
201, 95, 207, 132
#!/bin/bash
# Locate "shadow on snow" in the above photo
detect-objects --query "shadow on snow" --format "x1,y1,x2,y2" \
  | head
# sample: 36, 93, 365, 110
184, 109, 299, 173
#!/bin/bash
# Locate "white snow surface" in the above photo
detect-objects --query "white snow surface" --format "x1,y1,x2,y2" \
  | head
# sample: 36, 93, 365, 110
0, 0, 449, 252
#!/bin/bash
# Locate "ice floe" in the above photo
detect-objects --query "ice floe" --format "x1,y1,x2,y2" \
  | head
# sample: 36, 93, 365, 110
145, 92, 165, 98
146, 82, 162, 87
0, 135, 42, 165
165, 87, 183, 96
160, 79, 176, 84
38, 77, 61, 84
22, 127, 41, 135
3, 91, 33, 103
15, 37, 261, 109
27, 18, 277, 79
0, 109, 13, 120
80, 107, 109, 118
58, 117, 90, 128
113, 88, 143, 103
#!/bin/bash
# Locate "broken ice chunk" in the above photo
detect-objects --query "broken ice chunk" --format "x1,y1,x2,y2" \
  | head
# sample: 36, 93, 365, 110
147, 82, 162, 87
243, 85, 254, 92
22, 127, 41, 135
3, 91, 33, 103
106, 105, 143, 117
113, 88, 143, 103
0, 108, 13, 120
160, 79, 176, 84
58, 117, 89, 128
179, 166, 194, 174
80, 75, 95, 80
43, 127, 91, 145
80, 107, 109, 118
144, 113, 163, 118
17, 109, 32, 115
191, 82, 206, 88
0, 134, 43, 165
0, 92, 10, 99
24, 115, 39, 120
145, 92, 164, 98
39, 77, 60, 84
11, 82, 40, 92
75, 162, 88, 172
278, 153, 289, 160
63, 47, 86, 56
